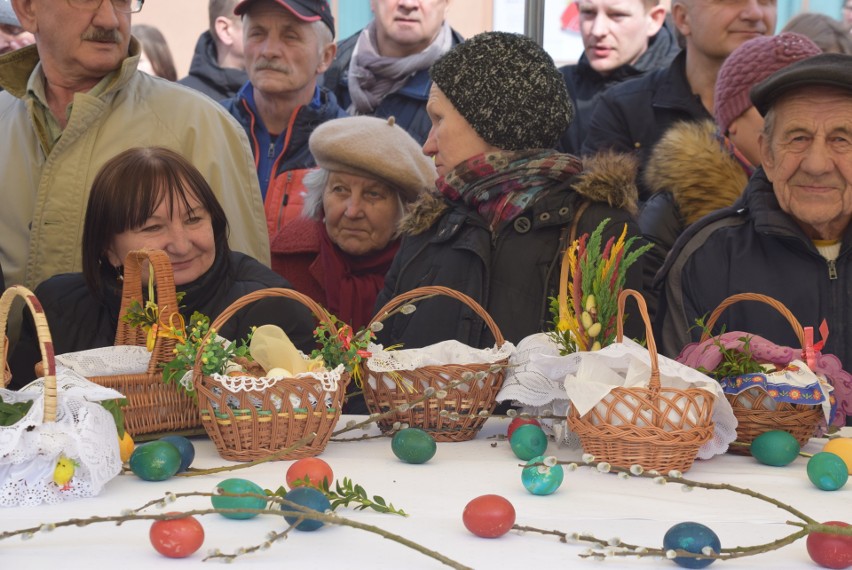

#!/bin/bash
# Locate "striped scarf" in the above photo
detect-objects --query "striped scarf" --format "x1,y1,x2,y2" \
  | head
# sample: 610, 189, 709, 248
437, 149, 583, 230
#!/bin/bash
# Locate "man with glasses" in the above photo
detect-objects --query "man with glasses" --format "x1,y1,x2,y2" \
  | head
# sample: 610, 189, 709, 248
0, 0, 271, 301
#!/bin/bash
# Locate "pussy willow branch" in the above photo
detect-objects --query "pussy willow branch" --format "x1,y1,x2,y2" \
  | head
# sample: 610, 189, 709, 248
0, 491, 471, 570
513, 458, 851, 563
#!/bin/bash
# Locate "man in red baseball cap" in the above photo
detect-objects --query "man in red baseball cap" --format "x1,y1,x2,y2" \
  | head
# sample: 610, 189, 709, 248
224, 0, 344, 237
234, 0, 334, 36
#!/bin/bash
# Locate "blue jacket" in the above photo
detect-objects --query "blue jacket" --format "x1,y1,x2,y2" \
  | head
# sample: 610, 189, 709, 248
322, 28, 464, 145
222, 83, 346, 235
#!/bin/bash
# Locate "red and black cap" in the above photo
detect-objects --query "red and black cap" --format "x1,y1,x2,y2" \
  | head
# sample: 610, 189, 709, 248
234, 0, 334, 37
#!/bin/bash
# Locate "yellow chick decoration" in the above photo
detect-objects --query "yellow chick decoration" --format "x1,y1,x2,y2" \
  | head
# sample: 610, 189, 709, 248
53, 455, 79, 490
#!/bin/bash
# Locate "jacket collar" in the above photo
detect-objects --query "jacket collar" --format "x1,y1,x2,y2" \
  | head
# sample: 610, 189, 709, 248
0, 37, 142, 99
650, 50, 711, 119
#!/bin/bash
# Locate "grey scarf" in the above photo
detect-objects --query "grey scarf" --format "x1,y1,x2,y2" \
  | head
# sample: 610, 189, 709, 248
347, 20, 452, 115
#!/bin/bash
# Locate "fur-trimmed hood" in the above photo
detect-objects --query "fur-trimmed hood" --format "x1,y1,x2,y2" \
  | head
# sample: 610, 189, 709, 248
399, 150, 639, 235
643, 120, 749, 226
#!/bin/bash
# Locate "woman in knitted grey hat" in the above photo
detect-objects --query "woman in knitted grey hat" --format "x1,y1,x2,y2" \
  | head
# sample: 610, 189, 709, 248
270, 114, 436, 334
374, 31, 645, 353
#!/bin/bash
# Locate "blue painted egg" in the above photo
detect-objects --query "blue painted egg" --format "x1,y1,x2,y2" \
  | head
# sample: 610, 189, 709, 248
750, 430, 800, 467
391, 428, 437, 464
510, 424, 548, 460
211, 478, 268, 519
160, 435, 195, 472
807, 452, 849, 491
663, 521, 721, 568
282, 486, 331, 531
521, 455, 564, 495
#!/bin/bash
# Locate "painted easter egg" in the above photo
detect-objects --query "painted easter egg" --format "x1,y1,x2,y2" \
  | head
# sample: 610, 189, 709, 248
211, 478, 267, 520
807, 452, 849, 491
282, 486, 331, 532
521, 455, 564, 495
510, 424, 548, 460
463, 495, 516, 538
750, 430, 800, 467
391, 428, 437, 464
129, 440, 181, 482
663, 521, 721, 569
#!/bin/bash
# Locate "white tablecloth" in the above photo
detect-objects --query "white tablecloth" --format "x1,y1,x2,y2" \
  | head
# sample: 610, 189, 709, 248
1, 418, 849, 569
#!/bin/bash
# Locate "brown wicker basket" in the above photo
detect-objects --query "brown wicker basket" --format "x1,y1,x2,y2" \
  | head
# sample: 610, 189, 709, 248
700, 292, 824, 454
0, 286, 57, 421
194, 288, 348, 462
361, 286, 507, 442
89, 249, 200, 438
567, 289, 715, 473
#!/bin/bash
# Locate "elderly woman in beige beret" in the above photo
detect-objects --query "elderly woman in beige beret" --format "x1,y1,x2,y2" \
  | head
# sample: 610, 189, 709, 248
271, 115, 436, 332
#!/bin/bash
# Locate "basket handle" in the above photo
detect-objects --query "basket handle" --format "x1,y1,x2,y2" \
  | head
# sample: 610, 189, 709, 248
116, 249, 180, 372
192, 287, 337, 378
616, 289, 659, 390
699, 292, 805, 347
369, 285, 506, 346
0, 286, 57, 422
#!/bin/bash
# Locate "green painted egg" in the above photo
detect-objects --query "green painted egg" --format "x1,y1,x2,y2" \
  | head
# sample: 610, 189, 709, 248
391, 428, 437, 464
129, 440, 182, 481
750, 430, 800, 467
211, 478, 268, 519
510, 424, 548, 461
807, 452, 849, 491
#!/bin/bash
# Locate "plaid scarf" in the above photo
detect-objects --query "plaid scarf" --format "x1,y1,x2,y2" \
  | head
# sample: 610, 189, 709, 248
437, 149, 583, 229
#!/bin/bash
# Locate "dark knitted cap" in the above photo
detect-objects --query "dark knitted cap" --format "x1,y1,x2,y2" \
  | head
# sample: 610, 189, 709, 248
714, 33, 820, 134
429, 31, 573, 151
751, 52, 852, 116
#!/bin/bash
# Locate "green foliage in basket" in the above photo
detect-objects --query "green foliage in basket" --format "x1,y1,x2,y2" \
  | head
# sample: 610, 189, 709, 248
0, 395, 33, 426
547, 219, 652, 355
120, 270, 186, 352
691, 316, 766, 381
100, 398, 129, 438
311, 315, 374, 375
161, 311, 255, 400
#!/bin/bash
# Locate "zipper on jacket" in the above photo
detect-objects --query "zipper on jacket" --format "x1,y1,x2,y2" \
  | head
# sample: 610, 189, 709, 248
827, 258, 838, 280
276, 171, 294, 232
268, 142, 275, 160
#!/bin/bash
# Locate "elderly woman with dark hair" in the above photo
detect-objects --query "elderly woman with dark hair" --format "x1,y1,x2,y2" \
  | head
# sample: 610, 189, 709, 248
270, 115, 436, 331
9, 146, 314, 388
376, 31, 644, 350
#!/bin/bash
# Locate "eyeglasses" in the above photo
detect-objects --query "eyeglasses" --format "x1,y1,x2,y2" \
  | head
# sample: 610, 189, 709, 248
66, 0, 144, 13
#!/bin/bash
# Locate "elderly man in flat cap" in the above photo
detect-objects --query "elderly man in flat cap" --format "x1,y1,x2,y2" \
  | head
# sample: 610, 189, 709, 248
656, 53, 852, 426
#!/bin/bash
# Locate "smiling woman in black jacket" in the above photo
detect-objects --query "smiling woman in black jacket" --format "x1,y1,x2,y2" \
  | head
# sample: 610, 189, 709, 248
9, 147, 314, 388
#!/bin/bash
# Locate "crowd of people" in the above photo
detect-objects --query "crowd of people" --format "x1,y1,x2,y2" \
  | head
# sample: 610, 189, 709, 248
0, 0, 850, 424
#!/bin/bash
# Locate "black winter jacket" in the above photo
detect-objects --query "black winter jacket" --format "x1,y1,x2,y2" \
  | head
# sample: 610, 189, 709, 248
178, 31, 248, 102
557, 22, 680, 155
322, 28, 464, 145
374, 153, 645, 350
656, 169, 852, 369
9, 252, 316, 388
581, 50, 713, 201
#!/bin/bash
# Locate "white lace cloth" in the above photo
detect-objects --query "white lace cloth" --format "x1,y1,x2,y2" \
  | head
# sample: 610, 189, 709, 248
497, 334, 737, 460
55, 345, 152, 376
0, 368, 123, 507
204, 364, 346, 413
365, 340, 515, 390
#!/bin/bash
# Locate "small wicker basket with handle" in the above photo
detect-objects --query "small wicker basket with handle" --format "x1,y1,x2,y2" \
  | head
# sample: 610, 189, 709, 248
361, 286, 507, 442
697, 292, 824, 453
194, 288, 348, 462
89, 249, 200, 437
567, 289, 716, 473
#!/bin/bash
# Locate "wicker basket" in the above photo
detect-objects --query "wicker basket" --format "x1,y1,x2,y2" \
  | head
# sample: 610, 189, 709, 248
89, 249, 200, 438
0, 286, 57, 410
361, 286, 507, 442
194, 288, 348, 462
567, 289, 715, 473
700, 293, 824, 454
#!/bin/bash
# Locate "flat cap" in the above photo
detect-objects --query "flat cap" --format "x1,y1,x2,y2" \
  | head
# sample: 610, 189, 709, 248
750, 52, 852, 116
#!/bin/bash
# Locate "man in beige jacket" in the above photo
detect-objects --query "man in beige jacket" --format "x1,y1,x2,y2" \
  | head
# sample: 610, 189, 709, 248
0, 0, 270, 299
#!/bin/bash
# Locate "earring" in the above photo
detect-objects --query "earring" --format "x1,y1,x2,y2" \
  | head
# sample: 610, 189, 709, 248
115, 265, 124, 283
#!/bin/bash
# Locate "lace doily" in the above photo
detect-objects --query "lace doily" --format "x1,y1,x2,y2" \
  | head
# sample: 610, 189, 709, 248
203, 363, 345, 413
55, 345, 152, 376
497, 334, 737, 459
0, 369, 123, 507
365, 340, 514, 391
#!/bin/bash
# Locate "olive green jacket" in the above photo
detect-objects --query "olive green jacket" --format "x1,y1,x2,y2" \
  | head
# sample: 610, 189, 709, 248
0, 39, 270, 291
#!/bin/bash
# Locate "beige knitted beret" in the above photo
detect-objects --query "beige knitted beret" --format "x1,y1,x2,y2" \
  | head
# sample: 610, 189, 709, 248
308, 116, 437, 203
